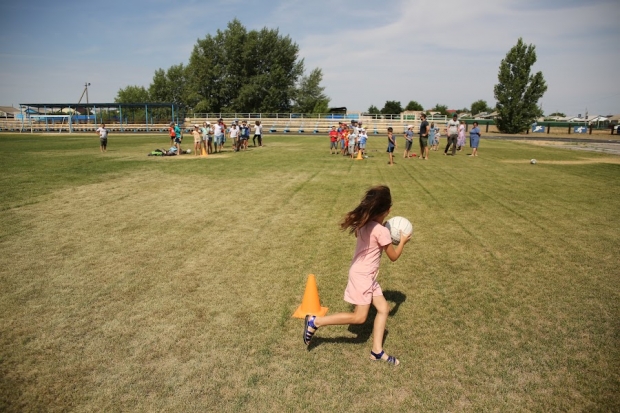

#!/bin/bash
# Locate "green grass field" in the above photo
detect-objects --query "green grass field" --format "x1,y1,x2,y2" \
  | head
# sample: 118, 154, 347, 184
1, 133, 619, 412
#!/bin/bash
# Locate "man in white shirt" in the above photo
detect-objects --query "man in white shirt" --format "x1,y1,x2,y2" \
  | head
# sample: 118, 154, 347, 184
213, 119, 224, 153
95, 123, 108, 153
445, 114, 459, 156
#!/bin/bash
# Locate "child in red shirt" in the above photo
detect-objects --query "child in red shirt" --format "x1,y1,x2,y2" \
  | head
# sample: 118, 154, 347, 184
329, 126, 338, 154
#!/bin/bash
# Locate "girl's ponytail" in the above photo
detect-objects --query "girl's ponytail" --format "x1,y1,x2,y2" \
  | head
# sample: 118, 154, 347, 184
340, 186, 392, 234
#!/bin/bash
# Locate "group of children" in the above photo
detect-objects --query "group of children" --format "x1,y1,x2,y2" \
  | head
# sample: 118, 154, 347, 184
329, 119, 450, 165
329, 120, 369, 158
169, 118, 263, 156
327, 120, 435, 165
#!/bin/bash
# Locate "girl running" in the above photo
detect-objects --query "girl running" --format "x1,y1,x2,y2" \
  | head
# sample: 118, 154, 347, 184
303, 185, 411, 366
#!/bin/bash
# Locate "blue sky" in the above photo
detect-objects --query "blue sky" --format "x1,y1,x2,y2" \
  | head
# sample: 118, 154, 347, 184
1, 0, 619, 116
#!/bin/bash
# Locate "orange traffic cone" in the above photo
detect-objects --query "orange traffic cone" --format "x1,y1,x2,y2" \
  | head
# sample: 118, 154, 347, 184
292, 274, 328, 318
201, 146, 208, 156
356, 150, 363, 160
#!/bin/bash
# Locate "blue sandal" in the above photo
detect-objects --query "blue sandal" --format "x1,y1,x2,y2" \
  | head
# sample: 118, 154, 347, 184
303, 315, 318, 345
370, 350, 399, 366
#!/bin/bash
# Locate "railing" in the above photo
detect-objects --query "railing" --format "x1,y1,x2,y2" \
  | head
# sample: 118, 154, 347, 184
185, 112, 432, 121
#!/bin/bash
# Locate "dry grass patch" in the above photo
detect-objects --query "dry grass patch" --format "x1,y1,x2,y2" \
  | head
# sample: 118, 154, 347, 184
1, 168, 323, 411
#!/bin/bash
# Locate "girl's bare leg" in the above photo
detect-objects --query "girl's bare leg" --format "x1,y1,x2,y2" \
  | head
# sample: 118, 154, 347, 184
371, 295, 390, 354
314, 304, 370, 327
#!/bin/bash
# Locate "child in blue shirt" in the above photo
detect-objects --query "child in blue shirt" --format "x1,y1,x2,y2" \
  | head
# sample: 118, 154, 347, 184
358, 129, 368, 156
387, 127, 396, 165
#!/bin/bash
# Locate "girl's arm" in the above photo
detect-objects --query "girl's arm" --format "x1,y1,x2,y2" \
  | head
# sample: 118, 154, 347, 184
384, 231, 411, 262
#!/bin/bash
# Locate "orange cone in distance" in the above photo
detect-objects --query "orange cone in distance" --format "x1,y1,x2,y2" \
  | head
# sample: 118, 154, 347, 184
292, 274, 328, 318
201, 147, 208, 156
356, 150, 363, 160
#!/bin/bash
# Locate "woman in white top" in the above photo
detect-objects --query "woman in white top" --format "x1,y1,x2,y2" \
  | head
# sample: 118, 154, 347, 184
213, 119, 224, 153
253, 120, 263, 147
457, 120, 466, 151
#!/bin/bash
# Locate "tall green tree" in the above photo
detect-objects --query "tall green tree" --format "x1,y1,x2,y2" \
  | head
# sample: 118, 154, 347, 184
186, 20, 305, 113
117, 19, 323, 114
114, 85, 150, 122
470, 99, 490, 116
141, 64, 190, 121
292, 68, 330, 113
430, 103, 448, 116
115, 85, 150, 103
312, 100, 329, 114
367, 105, 380, 115
165, 64, 189, 106
494, 38, 547, 133
405, 100, 424, 111
381, 101, 402, 114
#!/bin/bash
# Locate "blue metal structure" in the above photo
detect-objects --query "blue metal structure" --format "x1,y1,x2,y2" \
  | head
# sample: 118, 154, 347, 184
18, 102, 179, 133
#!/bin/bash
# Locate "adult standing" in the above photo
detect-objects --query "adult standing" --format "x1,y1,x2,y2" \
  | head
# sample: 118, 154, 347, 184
444, 114, 459, 156
419, 113, 430, 160
95, 123, 108, 153
469, 122, 481, 157
457, 120, 466, 151
213, 118, 224, 153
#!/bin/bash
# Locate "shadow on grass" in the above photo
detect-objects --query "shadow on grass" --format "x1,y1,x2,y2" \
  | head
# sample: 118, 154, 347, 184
307, 290, 406, 350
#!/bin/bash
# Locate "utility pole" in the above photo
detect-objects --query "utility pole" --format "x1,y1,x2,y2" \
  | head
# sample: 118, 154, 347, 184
77, 82, 91, 105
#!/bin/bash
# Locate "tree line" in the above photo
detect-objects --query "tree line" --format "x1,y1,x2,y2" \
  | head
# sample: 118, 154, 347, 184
366, 99, 495, 117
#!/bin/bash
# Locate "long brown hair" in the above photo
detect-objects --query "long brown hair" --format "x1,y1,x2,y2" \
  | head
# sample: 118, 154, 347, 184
340, 186, 392, 234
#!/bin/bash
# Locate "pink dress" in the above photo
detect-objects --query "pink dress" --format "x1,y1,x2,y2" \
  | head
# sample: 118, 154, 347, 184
457, 124, 466, 147
344, 221, 392, 305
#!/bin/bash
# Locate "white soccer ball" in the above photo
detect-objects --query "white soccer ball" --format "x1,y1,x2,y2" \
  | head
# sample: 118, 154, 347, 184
530, 159, 537, 164
385, 216, 413, 245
